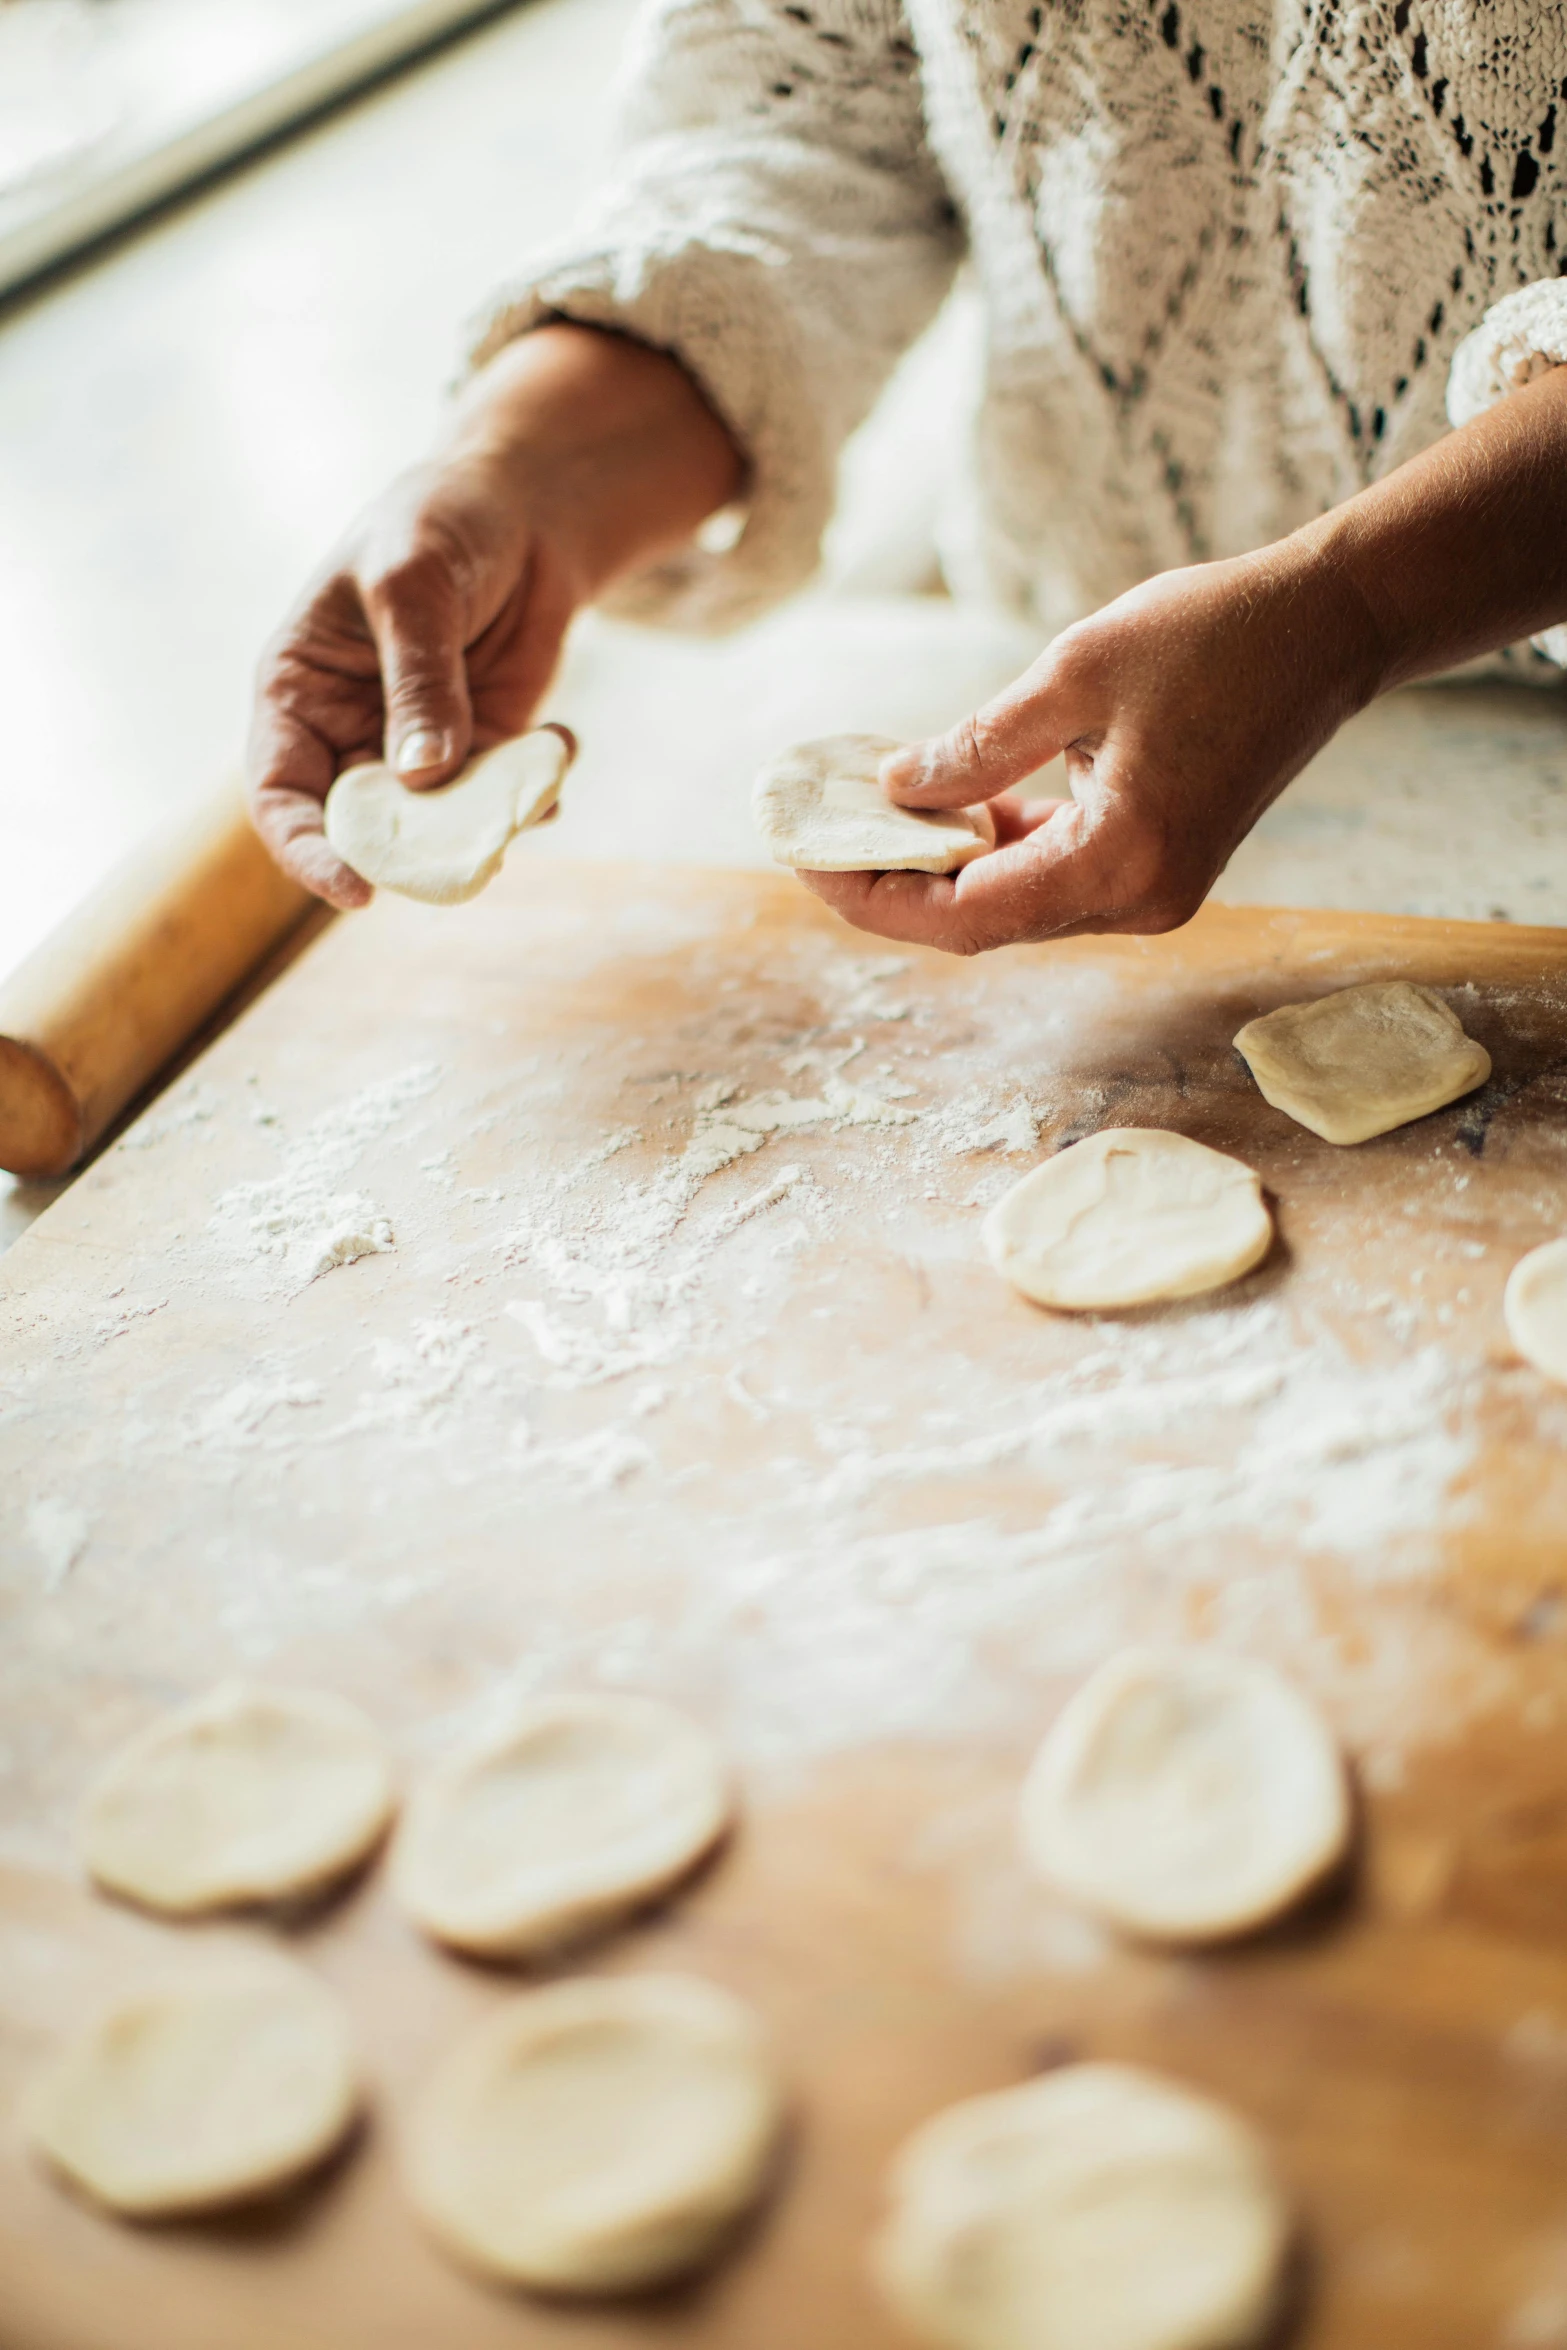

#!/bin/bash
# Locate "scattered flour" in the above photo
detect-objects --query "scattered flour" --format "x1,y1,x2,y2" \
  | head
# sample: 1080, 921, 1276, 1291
815, 953, 917, 1025
176, 966, 1486, 1778
434, 1149, 1485, 1776
513, 1424, 654, 1490
499, 1103, 832, 1388
121, 1080, 224, 1149
18, 941, 1510, 1797
91, 1296, 167, 1349
183, 1374, 324, 1450
683, 1079, 917, 1187
207, 1064, 441, 1292
928, 1091, 1045, 1155
336, 1319, 494, 1439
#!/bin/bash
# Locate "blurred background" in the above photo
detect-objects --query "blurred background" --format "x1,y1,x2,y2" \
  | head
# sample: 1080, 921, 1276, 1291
3, 0, 1566, 1236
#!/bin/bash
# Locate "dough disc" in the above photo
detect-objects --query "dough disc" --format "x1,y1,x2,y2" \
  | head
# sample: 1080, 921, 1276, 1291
983, 1129, 1272, 1311
1505, 1236, 1567, 1385
391, 1693, 732, 1957
79, 1681, 395, 1915
752, 734, 995, 872
324, 726, 572, 903
1019, 1649, 1349, 1942
404, 1973, 784, 2292
28, 1964, 360, 2216
1233, 980, 1490, 1146
874, 2062, 1290, 2350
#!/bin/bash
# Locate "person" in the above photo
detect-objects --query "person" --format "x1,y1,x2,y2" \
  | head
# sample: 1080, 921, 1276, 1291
248, 0, 1567, 956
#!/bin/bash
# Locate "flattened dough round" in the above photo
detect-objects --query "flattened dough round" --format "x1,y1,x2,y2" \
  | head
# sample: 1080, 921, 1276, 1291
405, 1973, 784, 2292
324, 726, 572, 903
752, 733, 995, 872
1020, 1649, 1349, 1943
1233, 980, 1490, 1146
1505, 1236, 1567, 1385
874, 2062, 1290, 2350
983, 1130, 1272, 1311
391, 1694, 732, 1957
79, 1681, 395, 1915
28, 1963, 359, 2216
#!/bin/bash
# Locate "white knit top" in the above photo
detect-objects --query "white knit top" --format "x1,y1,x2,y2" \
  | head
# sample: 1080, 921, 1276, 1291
469, 0, 1567, 669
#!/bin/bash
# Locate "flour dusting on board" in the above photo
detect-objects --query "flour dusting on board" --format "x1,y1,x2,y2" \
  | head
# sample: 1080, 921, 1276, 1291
442, 1273, 1485, 1771
8, 923, 1525, 1804
207, 1063, 441, 1292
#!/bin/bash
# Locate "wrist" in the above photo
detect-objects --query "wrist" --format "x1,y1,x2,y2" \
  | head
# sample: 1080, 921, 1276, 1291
1268, 515, 1397, 716
447, 323, 743, 597
1271, 368, 1567, 692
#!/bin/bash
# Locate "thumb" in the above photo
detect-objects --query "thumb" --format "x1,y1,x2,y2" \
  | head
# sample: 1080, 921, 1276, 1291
362, 554, 474, 787
880, 662, 1069, 811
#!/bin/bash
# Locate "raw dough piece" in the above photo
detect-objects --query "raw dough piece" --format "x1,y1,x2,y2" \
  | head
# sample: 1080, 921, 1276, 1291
1233, 980, 1490, 1145
79, 1681, 395, 1915
1505, 1236, 1567, 1385
324, 726, 572, 903
983, 1130, 1272, 1311
752, 733, 995, 872
27, 1963, 360, 2216
404, 1973, 783, 2292
1020, 1649, 1349, 1943
391, 1693, 732, 1957
874, 2062, 1290, 2350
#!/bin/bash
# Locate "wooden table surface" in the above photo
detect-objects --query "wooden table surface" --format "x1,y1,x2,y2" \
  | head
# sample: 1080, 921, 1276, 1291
3, 863, 1567, 2350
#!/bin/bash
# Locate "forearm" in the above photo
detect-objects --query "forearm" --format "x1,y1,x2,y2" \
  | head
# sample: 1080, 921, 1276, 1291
445, 322, 744, 599
1295, 364, 1567, 694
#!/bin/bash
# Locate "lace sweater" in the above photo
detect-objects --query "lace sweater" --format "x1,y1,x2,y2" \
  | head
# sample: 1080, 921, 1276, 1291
470, 0, 1567, 668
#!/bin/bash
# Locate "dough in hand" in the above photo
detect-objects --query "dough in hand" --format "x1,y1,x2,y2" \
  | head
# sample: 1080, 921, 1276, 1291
1233, 980, 1490, 1145
983, 1129, 1272, 1311
324, 726, 572, 903
874, 2061, 1290, 2350
753, 734, 995, 872
405, 1973, 784, 2293
391, 1693, 732, 1957
28, 1963, 360, 2216
1019, 1649, 1349, 1943
79, 1681, 395, 1915
1505, 1236, 1567, 1385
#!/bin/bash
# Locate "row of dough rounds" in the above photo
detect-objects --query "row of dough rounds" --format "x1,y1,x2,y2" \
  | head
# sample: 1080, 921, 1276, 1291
79, 1680, 731, 1951
33, 1654, 1348, 2345
42, 1686, 777, 2290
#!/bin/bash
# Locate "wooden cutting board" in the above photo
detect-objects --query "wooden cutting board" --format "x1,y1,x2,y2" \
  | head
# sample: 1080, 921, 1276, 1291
3, 862, 1567, 2350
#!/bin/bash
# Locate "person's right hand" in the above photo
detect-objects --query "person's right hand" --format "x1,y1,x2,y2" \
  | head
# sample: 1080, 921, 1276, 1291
247, 324, 743, 906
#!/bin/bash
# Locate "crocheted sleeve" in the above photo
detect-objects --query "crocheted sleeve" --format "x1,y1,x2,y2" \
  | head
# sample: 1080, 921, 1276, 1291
466, 0, 963, 632
1447, 279, 1567, 667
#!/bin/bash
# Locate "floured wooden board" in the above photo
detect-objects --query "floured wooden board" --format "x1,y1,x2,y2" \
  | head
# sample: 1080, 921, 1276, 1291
3, 864, 1567, 2350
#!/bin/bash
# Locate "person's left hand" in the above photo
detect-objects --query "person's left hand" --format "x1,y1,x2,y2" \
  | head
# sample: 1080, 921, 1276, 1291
799, 544, 1383, 954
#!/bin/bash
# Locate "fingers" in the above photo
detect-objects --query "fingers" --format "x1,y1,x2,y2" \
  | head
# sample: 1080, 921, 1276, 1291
985, 790, 1072, 848
879, 647, 1075, 811
800, 866, 973, 951
361, 549, 474, 786
800, 787, 1192, 956
247, 701, 371, 909
246, 651, 372, 908
264, 790, 373, 909
800, 832, 1075, 957
461, 558, 578, 754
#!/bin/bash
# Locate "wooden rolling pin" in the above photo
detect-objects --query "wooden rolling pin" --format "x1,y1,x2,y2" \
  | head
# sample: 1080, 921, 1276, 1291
0, 791, 316, 1179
